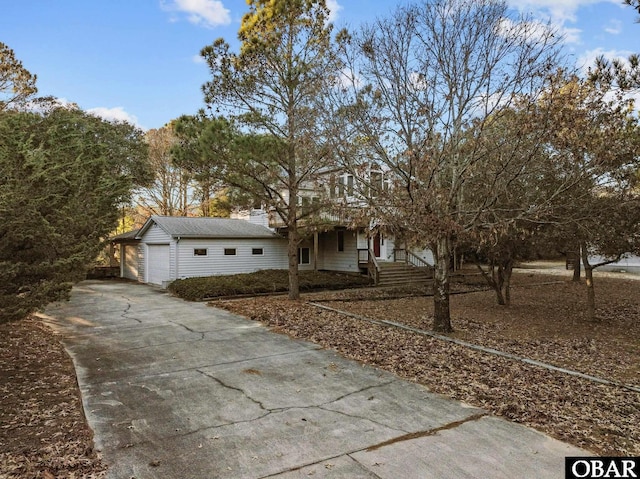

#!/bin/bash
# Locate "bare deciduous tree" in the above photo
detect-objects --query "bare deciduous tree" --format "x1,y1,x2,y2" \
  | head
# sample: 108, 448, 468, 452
135, 125, 194, 217
536, 77, 640, 321
330, 0, 565, 332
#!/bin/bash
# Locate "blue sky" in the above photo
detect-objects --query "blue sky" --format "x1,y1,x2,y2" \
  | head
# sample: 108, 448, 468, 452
1, 0, 637, 130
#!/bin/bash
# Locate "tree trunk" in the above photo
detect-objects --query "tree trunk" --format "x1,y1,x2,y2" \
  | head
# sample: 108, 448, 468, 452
503, 259, 513, 306
473, 259, 504, 306
287, 185, 300, 299
493, 285, 506, 305
201, 180, 211, 217
492, 263, 506, 305
313, 231, 318, 273
432, 235, 453, 332
572, 246, 581, 282
580, 245, 596, 321
180, 172, 188, 216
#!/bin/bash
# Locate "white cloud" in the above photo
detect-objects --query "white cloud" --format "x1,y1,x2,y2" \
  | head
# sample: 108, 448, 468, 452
333, 68, 362, 90
326, 0, 343, 22
507, 0, 618, 24
497, 16, 581, 45
558, 25, 582, 44
161, 0, 231, 28
576, 47, 640, 112
506, 0, 619, 44
192, 53, 206, 64
497, 17, 555, 43
20, 96, 78, 114
87, 106, 141, 127
604, 19, 622, 35
49, 97, 77, 109
576, 47, 635, 74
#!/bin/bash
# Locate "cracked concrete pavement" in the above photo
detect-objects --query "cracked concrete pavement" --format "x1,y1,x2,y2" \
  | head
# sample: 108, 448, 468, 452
42, 280, 586, 478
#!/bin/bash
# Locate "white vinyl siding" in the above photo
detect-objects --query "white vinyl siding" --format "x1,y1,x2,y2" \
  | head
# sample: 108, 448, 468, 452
356, 230, 368, 249
318, 230, 359, 273
381, 236, 395, 261
140, 224, 176, 285
176, 238, 288, 278
137, 246, 145, 282
143, 223, 172, 243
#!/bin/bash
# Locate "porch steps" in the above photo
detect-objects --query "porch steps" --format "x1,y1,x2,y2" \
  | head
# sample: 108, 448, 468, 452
377, 261, 433, 286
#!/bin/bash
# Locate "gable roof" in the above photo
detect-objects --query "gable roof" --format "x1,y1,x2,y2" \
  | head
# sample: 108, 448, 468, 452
136, 216, 280, 240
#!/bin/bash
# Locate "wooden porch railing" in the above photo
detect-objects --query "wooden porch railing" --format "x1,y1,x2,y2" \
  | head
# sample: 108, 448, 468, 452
269, 207, 365, 228
393, 249, 433, 269
393, 248, 406, 263
358, 248, 380, 284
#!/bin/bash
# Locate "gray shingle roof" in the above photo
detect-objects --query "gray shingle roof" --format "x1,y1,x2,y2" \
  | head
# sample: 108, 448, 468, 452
111, 229, 140, 242
137, 216, 280, 239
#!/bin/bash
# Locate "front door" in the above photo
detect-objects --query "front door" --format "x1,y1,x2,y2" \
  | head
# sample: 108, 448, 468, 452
373, 234, 381, 258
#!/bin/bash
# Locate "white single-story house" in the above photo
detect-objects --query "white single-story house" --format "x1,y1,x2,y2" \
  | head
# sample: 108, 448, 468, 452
112, 216, 435, 288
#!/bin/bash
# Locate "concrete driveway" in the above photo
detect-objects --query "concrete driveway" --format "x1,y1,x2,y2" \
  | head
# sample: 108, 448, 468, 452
43, 280, 585, 479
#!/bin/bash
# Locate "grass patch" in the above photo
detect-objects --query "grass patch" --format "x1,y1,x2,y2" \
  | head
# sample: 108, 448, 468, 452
168, 269, 372, 301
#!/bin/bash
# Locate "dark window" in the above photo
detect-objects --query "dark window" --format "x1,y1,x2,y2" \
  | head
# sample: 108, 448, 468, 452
194, 248, 207, 256
252, 248, 264, 255
224, 248, 236, 256
298, 247, 310, 265
337, 230, 345, 252
346, 174, 354, 196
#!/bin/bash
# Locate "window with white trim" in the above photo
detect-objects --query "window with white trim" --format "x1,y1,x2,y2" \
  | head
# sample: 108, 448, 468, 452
224, 248, 236, 256
252, 248, 264, 255
193, 248, 207, 256
298, 247, 310, 265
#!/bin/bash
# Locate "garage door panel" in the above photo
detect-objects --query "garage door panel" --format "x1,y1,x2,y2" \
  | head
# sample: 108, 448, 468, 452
147, 244, 170, 285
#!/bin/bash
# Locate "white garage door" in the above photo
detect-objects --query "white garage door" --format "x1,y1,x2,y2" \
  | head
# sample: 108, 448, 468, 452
122, 245, 139, 280
147, 244, 170, 285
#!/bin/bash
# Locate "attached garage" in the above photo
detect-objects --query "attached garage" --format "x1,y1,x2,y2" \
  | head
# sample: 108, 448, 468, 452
132, 215, 289, 288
